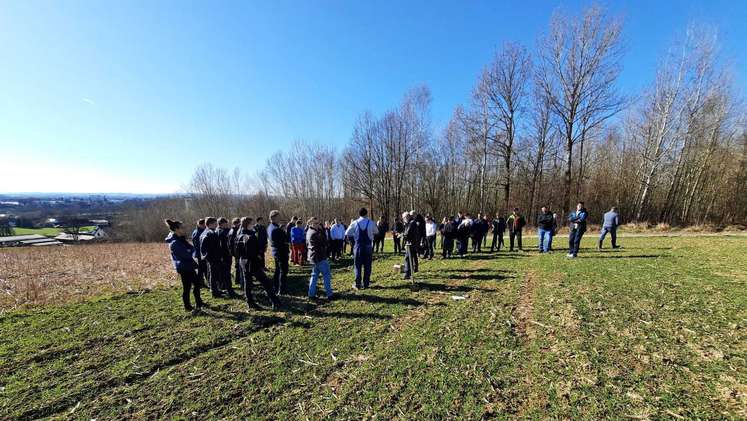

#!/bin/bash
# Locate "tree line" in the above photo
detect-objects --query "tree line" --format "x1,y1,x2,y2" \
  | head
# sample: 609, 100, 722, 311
122, 6, 746, 242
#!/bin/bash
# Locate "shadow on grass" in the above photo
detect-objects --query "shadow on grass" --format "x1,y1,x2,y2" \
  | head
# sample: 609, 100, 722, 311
578, 254, 666, 259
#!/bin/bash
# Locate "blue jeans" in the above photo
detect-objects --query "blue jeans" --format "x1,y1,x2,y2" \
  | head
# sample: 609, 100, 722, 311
599, 226, 617, 248
308, 259, 333, 298
538, 228, 552, 252
568, 229, 585, 256
353, 245, 373, 288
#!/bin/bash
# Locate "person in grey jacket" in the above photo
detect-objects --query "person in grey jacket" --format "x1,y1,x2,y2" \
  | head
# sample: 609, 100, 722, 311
598, 207, 620, 249
306, 218, 334, 300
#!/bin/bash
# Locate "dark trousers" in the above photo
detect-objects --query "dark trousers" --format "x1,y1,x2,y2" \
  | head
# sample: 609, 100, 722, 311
222, 257, 236, 295
424, 235, 436, 258
240, 259, 279, 306
569, 229, 585, 256
273, 253, 289, 295
472, 235, 483, 252
599, 226, 617, 248
178, 269, 203, 309
393, 235, 402, 254
353, 245, 373, 288
442, 237, 453, 258
196, 257, 207, 283
234, 258, 243, 287
490, 232, 504, 251
206, 260, 223, 295
373, 236, 385, 253
330, 239, 343, 259
457, 237, 468, 256
403, 244, 419, 278
509, 230, 522, 251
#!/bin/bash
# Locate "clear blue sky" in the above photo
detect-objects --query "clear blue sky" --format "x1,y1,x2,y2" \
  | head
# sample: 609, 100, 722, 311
1, 0, 745, 194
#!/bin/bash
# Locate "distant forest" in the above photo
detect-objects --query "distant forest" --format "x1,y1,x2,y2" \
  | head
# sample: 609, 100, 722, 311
125, 6, 746, 241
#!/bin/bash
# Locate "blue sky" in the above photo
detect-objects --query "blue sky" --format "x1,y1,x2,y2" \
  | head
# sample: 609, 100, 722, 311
1, 0, 745, 194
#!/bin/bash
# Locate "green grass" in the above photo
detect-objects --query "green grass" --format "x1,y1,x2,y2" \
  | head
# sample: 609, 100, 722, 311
9, 226, 96, 237
1, 236, 745, 419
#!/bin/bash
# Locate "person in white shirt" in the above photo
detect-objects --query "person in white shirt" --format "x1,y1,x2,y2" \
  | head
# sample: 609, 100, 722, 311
345, 208, 379, 289
424, 216, 438, 260
329, 218, 346, 260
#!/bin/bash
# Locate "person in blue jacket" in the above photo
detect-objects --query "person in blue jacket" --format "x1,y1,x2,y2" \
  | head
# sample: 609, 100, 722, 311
598, 206, 620, 249
165, 219, 204, 312
567, 202, 588, 258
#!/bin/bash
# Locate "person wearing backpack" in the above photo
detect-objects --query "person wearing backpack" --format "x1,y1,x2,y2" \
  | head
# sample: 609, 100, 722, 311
345, 207, 378, 289
306, 218, 334, 300
236, 217, 280, 310
165, 219, 205, 312
507, 208, 526, 252
227, 217, 243, 287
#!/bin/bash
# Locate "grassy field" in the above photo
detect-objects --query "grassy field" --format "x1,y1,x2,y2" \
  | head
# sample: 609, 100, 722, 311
1, 236, 746, 419
10, 226, 96, 237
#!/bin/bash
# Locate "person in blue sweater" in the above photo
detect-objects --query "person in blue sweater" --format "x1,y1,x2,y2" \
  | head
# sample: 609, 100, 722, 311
165, 219, 204, 312
290, 220, 307, 265
567, 202, 588, 258
598, 206, 620, 249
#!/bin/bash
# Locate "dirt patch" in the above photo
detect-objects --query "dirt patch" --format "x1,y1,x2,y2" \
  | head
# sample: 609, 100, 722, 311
511, 272, 537, 340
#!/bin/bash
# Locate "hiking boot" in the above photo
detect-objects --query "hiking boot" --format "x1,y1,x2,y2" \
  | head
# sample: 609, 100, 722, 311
247, 301, 261, 310
184, 304, 194, 312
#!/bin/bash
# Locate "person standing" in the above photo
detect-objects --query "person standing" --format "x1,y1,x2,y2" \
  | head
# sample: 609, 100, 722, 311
490, 215, 506, 252
255, 217, 268, 271
567, 202, 589, 258
329, 218, 346, 260
235, 217, 280, 310
217, 218, 239, 298
599, 207, 620, 249
306, 218, 334, 300
165, 219, 204, 312
268, 210, 290, 295
290, 220, 306, 265
227, 217, 243, 287
345, 208, 378, 289
456, 215, 471, 257
471, 213, 485, 253
392, 217, 404, 254
507, 208, 525, 252
424, 216, 437, 260
440, 216, 455, 258
191, 219, 208, 287
374, 217, 388, 253
537, 206, 555, 253
346, 218, 356, 256
200, 217, 224, 298
549, 212, 560, 251
402, 212, 420, 279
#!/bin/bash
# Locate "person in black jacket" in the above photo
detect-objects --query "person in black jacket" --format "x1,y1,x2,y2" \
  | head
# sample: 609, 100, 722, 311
200, 217, 224, 297
236, 217, 280, 310
440, 216, 455, 258
402, 212, 420, 280
490, 216, 506, 252
227, 217, 243, 288
536, 206, 556, 253
254, 217, 268, 271
165, 219, 204, 312
191, 219, 208, 288
391, 217, 404, 254
268, 210, 290, 295
217, 217, 239, 298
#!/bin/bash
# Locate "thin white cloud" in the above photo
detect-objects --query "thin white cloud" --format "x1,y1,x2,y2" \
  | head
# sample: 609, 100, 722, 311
81, 97, 95, 105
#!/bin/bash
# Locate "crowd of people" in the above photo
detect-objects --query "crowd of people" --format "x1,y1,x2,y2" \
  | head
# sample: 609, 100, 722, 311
164, 203, 621, 312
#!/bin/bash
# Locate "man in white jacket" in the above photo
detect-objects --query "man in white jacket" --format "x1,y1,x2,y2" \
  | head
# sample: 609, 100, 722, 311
329, 218, 346, 260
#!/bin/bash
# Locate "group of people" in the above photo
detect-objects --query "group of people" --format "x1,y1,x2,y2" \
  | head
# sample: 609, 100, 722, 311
164, 204, 621, 312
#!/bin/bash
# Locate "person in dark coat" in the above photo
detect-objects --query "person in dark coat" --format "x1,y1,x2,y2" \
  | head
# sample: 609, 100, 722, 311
191, 219, 208, 287
268, 210, 290, 295
227, 217, 243, 287
165, 219, 204, 312
507, 208, 526, 251
490, 216, 506, 252
217, 217, 239, 298
306, 219, 334, 300
200, 217, 224, 298
374, 217, 389, 253
392, 217, 404, 254
537, 206, 556, 253
402, 212, 420, 279
235, 217, 280, 310
254, 217, 268, 270
440, 216, 455, 258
